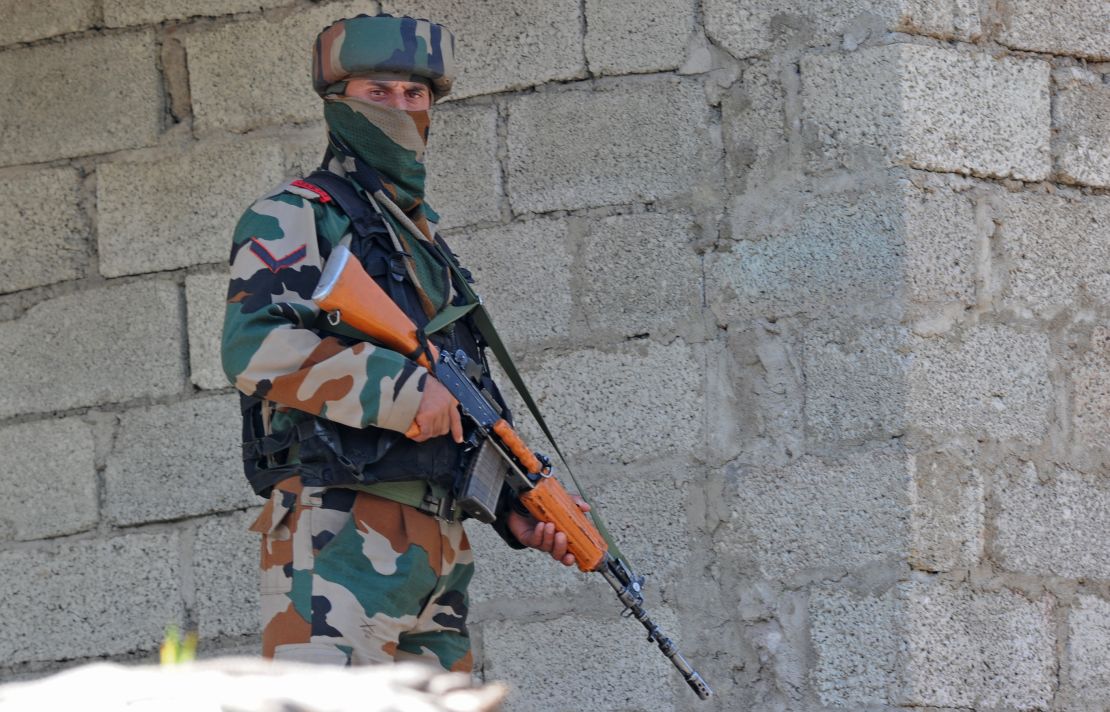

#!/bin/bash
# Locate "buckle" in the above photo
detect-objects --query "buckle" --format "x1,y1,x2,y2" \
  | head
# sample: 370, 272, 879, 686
437, 495, 458, 521
388, 252, 410, 282
420, 490, 459, 522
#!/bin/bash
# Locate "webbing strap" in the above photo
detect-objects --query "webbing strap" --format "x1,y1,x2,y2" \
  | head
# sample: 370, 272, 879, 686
303, 171, 380, 241
424, 301, 478, 335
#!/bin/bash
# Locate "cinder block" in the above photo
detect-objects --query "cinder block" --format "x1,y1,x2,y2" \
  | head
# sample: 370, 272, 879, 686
449, 217, 573, 348
908, 450, 983, 572
703, 0, 980, 58
481, 607, 681, 711
1073, 327, 1109, 451
0, 418, 98, 541
282, 124, 328, 178
0, 666, 63, 685
1054, 71, 1110, 188
803, 322, 910, 444
907, 325, 1051, 441
743, 590, 808, 704
995, 0, 1110, 60
994, 463, 1110, 580
515, 340, 703, 463
802, 46, 902, 172
185, 2, 365, 134
194, 509, 264, 639
0, 0, 97, 46
802, 44, 1051, 181
901, 174, 982, 306
455, 211, 706, 348
0, 167, 87, 294
196, 639, 261, 659
809, 587, 897, 707
1065, 595, 1110, 710
906, 49, 1054, 179
584, 0, 694, 75
704, 0, 802, 56
579, 213, 703, 339
721, 62, 790, 193
705, 322, 805, 467
897, 0, 981, 40
507, 80, 718, 214
956, 55, 1052, 176
186, 272, 231, 391
425, 103, 502, 230
0, 532, 182, 664
717, 175, 979, 320
104, 0, 292, 27
900, 577, 1054, 709
105, 395, 254, 526
0, 32, 162, 166
0, 281, 185, 419
585, 470, 696, 582
98, 140, 287, 277
380, 0, 585, 100
715, 448, 910, 580
709, 182, 904, 321
995, 191, 1110, 317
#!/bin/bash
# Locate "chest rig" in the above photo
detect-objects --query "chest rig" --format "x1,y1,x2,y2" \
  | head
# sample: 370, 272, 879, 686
240, 170, 506, 498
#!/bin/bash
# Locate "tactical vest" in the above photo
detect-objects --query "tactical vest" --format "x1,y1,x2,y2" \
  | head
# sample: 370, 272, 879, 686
240, 170, 506, 498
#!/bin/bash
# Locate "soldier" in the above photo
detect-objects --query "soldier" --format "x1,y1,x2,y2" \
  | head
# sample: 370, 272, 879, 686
222, 13, 586, 671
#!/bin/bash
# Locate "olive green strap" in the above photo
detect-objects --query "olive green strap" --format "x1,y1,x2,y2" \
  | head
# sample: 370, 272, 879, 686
424, 301, 478, 336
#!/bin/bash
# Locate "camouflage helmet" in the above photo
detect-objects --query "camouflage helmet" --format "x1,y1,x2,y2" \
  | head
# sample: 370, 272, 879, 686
312, 13, 457, 99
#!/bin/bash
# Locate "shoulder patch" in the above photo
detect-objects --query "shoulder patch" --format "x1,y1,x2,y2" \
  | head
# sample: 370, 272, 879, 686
249, 238, 307, 273
284, 178, 333, 203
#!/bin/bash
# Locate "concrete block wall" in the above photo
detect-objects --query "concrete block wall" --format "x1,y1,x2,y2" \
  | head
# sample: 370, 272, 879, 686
0, 2, 1106, 711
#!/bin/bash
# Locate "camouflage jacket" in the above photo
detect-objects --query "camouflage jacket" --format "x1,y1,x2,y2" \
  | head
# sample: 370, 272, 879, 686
221, 168, 428, 439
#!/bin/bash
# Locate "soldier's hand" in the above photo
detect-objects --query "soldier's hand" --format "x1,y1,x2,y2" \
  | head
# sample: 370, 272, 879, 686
507, 496, 591, 567
409, 377, 463, 443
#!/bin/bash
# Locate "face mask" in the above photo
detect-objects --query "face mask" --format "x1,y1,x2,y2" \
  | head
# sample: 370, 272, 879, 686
323, 95, 430, 210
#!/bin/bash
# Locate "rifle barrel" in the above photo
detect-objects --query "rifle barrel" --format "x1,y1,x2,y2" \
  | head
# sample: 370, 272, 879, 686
599, 560, 714, 700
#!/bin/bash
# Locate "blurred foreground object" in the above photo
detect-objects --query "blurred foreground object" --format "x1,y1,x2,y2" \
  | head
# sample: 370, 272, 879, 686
0, 658, 505, 712
159, 625, 197, 665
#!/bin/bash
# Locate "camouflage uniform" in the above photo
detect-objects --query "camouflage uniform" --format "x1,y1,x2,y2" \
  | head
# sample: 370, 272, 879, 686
249, 479, 474, 670
222, 14, 504, 671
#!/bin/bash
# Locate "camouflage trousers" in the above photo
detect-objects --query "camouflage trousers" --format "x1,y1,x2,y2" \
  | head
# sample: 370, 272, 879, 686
249, 478, 474, 671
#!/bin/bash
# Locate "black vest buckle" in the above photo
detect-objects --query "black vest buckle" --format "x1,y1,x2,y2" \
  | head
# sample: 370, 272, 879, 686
388, 252, 410, 282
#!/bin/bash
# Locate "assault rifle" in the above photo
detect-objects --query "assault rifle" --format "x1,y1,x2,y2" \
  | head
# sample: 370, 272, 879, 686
312, 243, 712, 700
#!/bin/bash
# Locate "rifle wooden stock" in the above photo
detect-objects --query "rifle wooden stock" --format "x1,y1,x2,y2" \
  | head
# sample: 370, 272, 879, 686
312, 245, 438, 439
312, 244, 438, 371
312, 244, 610, 571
